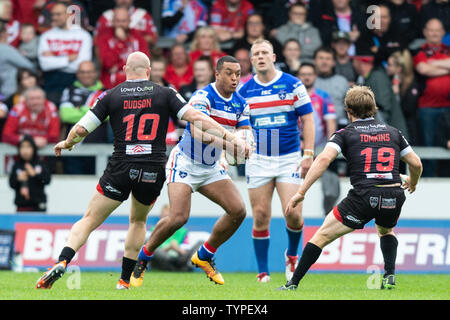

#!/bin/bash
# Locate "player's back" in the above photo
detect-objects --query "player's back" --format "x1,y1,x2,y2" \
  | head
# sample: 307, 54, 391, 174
90, 80, 186, 164
328, 118, 412, 189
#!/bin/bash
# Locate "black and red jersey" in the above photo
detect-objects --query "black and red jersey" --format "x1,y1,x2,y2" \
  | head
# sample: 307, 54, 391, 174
327, 118, 412, 189
90, 79, 189, 164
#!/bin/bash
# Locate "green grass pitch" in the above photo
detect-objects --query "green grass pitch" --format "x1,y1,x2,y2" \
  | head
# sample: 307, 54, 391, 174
0, 271, 449, 300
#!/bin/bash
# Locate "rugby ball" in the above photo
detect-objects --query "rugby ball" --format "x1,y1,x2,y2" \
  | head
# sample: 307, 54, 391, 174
225, 129, 255, 166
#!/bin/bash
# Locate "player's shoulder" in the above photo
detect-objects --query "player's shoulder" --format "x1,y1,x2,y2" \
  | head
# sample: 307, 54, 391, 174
314, 88, 331, 99
279, 72, 302, 87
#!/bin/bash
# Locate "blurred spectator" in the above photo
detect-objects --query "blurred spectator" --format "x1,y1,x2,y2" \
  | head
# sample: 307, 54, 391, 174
162, 0, 208, 43
0, 22, 36, 101
96, 7, 150, 89
313, 47, 350, 128
4, 68, 39, 108
150, 56, 171, 87
387, 0, 420, 47
59, 61, 106, 174
331, 31, 357, 84
11, 0, 46, 28
150, 204, 202, 272
274, 2, 322, 61
310, 0, 362, 52
59, 61, 106, 142
18, 23, 39, 67
251, 0, 293, 34
2, 86, 60, 147
164, 43, 194, 90
189, 26, 226, 66
96, 0, 158, 46
234, 48, 252, 88
0, 99, 7, 139
179, 55, 214, 100
352, 49, 410, 138
232, 13, 283, 59
38, 1, 92, 104
9, 135, 51, 212
277, 38, 303, 75
0, 0, 20, 47
436, 110, 450, 176
420, 0, 450, 43
297, 61, 340, 215
210, 0, 254, 43
413, 18, 450, 176
356, 4, 405, 65
37, 0, 91, 33
386, 49, 420, 145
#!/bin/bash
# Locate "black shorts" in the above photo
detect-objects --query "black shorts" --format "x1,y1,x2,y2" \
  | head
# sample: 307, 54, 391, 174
97, 160, 165, 206
333, 187, 406, 229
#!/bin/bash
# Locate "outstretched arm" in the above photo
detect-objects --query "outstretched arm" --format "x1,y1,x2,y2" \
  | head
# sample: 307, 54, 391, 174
286, 145, 339, 213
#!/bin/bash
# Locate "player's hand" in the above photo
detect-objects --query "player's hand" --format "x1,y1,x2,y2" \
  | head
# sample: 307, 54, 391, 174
285, 191, 305, 215
54, 140, 72, 157
219, 153, 229, 172
298, 157, 313, 179
234, 137, 252, 160
400, 174, 416, 194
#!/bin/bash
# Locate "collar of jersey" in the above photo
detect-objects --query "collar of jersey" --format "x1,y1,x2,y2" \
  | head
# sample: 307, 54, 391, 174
253, 70, 283, 87
354, 117, 375, 122
211, 82, 233, 102
126, 79, 149, 82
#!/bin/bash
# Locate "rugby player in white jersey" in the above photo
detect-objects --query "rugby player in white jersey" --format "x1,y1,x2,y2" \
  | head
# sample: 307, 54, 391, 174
239, 39, 315, 282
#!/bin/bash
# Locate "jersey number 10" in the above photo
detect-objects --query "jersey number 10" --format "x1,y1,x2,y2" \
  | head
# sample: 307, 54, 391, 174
361, 147, 395, 172
123, 114, 160, 141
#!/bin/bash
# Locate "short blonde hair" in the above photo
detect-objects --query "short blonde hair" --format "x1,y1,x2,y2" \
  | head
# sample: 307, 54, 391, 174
250, 38, 274, 55
344, 85, 378, 119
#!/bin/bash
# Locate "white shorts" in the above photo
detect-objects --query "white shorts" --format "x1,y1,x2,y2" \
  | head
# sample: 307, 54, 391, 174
245, 151, 303, 189
166, 146, 230, 192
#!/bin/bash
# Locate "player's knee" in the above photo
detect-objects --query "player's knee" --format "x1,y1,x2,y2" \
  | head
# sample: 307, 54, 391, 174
229, 205, 246, 224
170, 213, 189, 230
252, 208, 271, 225
376, 225, 394, 237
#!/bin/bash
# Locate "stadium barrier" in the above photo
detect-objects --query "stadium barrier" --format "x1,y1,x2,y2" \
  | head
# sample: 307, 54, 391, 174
1, 214, 449, 273
1, 143, 450, 176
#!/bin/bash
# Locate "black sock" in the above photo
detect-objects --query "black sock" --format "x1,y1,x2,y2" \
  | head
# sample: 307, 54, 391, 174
290, 242, 322, 285
380, 234, 398, 275
121, 257, 137, 282
58, 246, 76, 265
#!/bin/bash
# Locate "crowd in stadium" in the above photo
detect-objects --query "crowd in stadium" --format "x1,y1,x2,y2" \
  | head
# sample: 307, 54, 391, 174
0, 0, 449, 177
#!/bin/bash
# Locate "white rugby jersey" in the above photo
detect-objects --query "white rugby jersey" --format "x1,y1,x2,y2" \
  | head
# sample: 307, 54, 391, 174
238, 70, 313, 156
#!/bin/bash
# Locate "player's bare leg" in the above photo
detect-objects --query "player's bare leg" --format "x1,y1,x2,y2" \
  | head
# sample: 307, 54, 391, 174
191, 179, 246, 284
130, 183, 191, 287
376, 224, 398, 289
276, 182, 305, 281
278, 211, 353, 290
248, 180, 275, 282
117, 195, 154, 290
36, 191, 121, 289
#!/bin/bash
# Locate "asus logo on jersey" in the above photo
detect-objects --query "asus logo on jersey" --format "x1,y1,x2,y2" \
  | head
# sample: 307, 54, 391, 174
253, 115, 287, 128
261, 90, 272, 95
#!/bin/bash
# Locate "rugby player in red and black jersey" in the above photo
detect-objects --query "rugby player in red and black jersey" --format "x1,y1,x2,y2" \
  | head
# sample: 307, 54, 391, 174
35, 52, 251, 290
278, 86, 423, 291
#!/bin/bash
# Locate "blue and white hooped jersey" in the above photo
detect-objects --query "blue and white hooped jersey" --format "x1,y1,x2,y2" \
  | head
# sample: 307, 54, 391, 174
238, 70, 313, 156
178, 82, 250, 165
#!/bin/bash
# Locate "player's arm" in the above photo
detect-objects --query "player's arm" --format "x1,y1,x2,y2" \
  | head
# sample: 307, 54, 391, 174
54, 110, 101, 156
299, 112, 315, 177
400, 150, 423, 194
286, 145, 338, 213
181, 108, 251, 159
